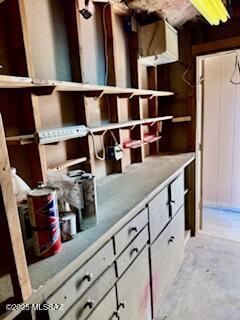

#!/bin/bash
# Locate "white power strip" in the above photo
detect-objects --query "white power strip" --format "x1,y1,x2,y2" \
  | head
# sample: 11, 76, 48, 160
35, 125, 89, 144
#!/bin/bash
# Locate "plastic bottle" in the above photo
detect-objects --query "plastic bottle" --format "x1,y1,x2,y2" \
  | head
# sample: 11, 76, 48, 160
11, 167, 31, 203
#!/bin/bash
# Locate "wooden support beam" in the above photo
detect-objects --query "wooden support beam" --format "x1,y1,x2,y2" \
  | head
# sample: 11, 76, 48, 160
192, 36, 240, 56
0, 115, 32, 302
147, 67, 159, 155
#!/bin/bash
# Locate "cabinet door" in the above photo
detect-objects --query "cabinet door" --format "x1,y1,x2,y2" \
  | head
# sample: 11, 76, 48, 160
150, 220, 172, 318
170, 173, 184, 217
150, 208, 185, 318
148, 186, 170, 243
169, 207, 185, 279
117, 247, 151, 320
87, 287, 118, 320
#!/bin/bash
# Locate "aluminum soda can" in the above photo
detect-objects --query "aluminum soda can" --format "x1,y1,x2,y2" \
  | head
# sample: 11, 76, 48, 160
27, 185, 62, 257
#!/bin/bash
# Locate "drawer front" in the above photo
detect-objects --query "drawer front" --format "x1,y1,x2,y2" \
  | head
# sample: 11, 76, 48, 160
170, 173, 184, 216
62, 265, 116, 320
46, 240, 114, 320
149, 186, 170, 243
116, 226, 149, 277
115, 208, 148, 256
87, 287, 118, 320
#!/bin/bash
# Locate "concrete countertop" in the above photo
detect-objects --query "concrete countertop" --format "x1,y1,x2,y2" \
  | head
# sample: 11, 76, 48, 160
3, 152, 195, 312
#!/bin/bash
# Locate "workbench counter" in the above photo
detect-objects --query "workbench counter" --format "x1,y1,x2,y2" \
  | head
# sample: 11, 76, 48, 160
5, 153, 195, 311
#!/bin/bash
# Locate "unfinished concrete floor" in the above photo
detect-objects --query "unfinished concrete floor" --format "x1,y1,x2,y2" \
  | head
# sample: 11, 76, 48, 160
201, 206, 240, 242
156, 234, 240, 320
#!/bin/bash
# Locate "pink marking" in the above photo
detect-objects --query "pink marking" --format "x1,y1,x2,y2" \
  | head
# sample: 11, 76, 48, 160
152, 271, 160, 301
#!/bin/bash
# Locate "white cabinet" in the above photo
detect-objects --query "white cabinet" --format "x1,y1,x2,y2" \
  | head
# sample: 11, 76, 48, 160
138, 20, 179, 66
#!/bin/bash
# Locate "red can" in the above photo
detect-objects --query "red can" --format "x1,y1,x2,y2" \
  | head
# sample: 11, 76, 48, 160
27, 185, 62, 257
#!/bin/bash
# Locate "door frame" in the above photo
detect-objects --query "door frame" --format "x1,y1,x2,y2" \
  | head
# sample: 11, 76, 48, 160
195, 48, 240, 231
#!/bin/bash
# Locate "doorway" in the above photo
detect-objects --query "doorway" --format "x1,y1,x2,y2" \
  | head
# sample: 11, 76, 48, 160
197, 49, 240, 241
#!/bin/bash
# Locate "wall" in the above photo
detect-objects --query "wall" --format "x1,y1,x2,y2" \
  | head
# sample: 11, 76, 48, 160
202, 51, 240, 210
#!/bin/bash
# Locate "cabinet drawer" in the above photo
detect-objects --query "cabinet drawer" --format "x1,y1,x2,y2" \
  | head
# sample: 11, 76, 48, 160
116, 226, 149, 277
149, 186, 170, 243
46, 240, 114, 320
170, 173, 184, 216
87, 287, 117, 320
115, 208, 148, 256
62, 265, 116, 320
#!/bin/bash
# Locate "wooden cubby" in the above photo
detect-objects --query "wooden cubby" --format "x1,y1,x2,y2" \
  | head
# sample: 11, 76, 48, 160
0, 0, 195, 314
0, 0, 28, 77
78, 0, 106, 85
19, 0, 82, 82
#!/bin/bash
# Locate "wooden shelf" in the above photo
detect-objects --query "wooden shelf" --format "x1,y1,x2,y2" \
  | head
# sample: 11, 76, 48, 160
172, 116, 192, 123
89, 116, 173, 133
123, 139, 145, 149
143, 135, 162, 144
48, 157, 87, 171
5, 134, 35, 146
32, 80, 174, 98
0, 76, 56, 89
0, 76, 174, 97
0, 75, 33, 89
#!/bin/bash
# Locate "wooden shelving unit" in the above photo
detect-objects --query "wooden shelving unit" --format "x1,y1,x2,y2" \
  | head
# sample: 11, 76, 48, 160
89, 116, 173, 133
0, 0, 195, 315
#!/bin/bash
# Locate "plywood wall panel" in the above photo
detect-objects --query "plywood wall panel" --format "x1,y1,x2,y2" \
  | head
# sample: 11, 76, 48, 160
112, 13, 131, 88
217, 53, 235, 208
202, 52, 240, 210
78, 1, 105, 85
202, 56, 221, 207
230, 80, 240, 209
21, 0, 72, 81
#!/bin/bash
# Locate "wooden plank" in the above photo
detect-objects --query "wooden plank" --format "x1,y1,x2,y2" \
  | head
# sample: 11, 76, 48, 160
31, 94, 48, 183
50, 80, 174, 97
0, 115, 32, 301
112, 3, 130, 16
0, 75, 32, 88
89, 116, 173, 133
147, 67, 159, 155
192, 36, 240, 56
5, 134, 34, 146
48, 157, 87, 171
172, 116, 192, 123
